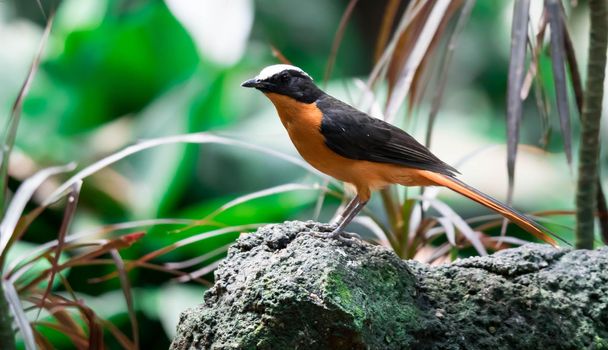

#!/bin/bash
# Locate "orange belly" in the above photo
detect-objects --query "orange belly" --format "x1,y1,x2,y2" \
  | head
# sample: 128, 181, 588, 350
264, 92, 434, 200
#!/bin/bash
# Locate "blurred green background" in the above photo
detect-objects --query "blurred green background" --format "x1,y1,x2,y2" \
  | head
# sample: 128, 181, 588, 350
1, 0, 606, 348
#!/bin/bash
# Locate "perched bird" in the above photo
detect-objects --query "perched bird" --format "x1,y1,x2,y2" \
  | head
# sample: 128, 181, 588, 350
242, 64, 559, 246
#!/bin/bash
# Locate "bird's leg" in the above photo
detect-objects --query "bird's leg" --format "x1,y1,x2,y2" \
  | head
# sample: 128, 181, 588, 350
332, 198, 367, 238
316, 196, 368, 240
330, 195, 360, 225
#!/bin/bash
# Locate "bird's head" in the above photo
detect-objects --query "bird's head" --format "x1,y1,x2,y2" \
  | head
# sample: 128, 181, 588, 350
241, 64, 323, 103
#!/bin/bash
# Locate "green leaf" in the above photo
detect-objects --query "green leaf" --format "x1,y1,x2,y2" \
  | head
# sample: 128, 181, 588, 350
5, 241, 69, 290
37, 0, 199, 134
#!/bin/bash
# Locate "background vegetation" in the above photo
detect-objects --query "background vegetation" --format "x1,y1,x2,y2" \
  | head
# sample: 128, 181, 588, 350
0, 0, 606, 348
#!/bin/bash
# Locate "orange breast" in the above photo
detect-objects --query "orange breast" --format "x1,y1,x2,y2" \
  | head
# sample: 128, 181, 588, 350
264, 93, 434, 199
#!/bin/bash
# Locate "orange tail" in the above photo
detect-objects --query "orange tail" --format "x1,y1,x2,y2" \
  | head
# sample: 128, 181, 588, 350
420, 171, 560, 247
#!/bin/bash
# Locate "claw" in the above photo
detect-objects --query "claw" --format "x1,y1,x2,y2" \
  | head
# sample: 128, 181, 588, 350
318, 223, 338, 231
312, 228, 360, 244
340, 231, 361, 240
312, 231, 339, 239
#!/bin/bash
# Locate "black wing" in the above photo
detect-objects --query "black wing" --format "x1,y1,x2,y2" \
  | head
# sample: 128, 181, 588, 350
317, 94, 458, 176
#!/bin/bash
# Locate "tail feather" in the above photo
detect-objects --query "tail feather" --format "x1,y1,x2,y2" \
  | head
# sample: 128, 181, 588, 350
420, 171, 563, 247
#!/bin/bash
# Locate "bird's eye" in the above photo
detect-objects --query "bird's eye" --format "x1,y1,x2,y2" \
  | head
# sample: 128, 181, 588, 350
280, 74, 289, 83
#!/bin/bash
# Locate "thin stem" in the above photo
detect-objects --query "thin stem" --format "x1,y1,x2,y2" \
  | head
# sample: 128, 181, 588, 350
575, 0, 607, 249
380, 188, 402, 246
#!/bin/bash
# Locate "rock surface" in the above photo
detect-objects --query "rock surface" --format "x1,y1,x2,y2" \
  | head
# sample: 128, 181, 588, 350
171, 221, 608, 349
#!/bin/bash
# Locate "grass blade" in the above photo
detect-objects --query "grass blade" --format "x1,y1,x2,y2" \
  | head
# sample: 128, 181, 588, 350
521, 10, 547, 101
169, 183, 329, 236
79, 218, 198, 238
361, 0, 428, 106
503, 0, 531, 241
414, 195, 487, 255
0, 163, 76, 259
398, 198, 416, 255
486, 235, 531, 246
374, 0, 402, 62
109, 250, 138, 349
409, 217, 439, 258
421, 242, 451, 264
351, 216, 393, 248
385, 1, 436, 94
33, 328, 55, 350
7, 219, 189, 281
426, 217, 456, 246
35, 0, 47, 20
100, 318, 137, 350
311, 179, 333, 222
136, 224, 260, 263
9, 206, 47, 253
174, 259, 222, 283
34, 320, 88, 349
506, 0, 531, 206
533, 61, 552, 147
560, 3, 583, 113
5, 219, 190, 282
405, 1, 468, 116
82, 224, 263, 283
45, 298, 104, 349
38, 182, 82, 319
202, 183, 324, 223
17, 232, 145, 293
89, 260, 212, 287
426, 0, 476, 147
43, 133, 328, 207
65, 233, 145, 268
3, 280, 36, 350
521, 9, 551, 147
270, 46, 292, 64
0, 15, 54, 215
28, 295, 103, 349
385, 0, 453, 123
546, 0, 573, 167
379, 187, 402, 244
165, 243, 231, 270
324, 0, 359, 87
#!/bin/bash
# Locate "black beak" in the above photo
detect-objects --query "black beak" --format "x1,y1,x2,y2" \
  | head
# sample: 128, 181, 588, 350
241, 78, 260, 88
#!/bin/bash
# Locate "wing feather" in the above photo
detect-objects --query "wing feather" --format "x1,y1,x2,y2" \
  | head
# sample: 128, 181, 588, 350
317, 95, 458, 176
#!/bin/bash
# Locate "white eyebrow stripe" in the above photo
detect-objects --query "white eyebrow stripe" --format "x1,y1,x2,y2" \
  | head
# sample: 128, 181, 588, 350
256, 64, 312, 81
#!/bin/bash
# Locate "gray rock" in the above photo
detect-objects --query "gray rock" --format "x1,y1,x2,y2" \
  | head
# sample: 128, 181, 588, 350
171, 221, 608, 350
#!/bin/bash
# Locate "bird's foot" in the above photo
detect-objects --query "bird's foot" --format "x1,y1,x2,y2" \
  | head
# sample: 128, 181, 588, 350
315, 222, 338, 232
312, 227, 361, 243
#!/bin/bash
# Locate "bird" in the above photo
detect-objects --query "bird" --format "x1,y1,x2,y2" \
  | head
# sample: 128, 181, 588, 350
241, 64, 560, 247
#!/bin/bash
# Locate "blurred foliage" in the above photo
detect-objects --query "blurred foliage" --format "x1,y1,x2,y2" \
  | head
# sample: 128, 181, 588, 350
0, 0, 605, 348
